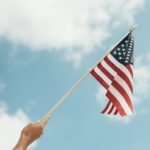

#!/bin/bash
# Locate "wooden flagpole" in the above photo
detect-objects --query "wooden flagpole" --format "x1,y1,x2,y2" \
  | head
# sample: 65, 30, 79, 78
40, 25, 137, 123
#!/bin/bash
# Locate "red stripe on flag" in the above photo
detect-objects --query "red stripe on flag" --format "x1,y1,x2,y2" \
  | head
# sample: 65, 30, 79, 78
114, 109, 118, 115
126, 65, 133, 77
112, 80, 133, 112
101, 101, 111, 114
97, 62, 114, 81
104, 56, 133, 93
91, 70, 109, 89
108, 104, 115, 114
106, 90, 126, 116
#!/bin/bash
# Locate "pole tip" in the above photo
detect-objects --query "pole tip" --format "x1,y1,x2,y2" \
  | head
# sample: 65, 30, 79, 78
130, 24, 137, 32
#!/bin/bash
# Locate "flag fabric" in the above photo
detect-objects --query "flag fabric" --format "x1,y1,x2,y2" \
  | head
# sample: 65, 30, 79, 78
91, 33, 134, 117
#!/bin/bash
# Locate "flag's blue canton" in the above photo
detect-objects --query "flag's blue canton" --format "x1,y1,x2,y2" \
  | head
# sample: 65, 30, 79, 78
110, 33, 134, 65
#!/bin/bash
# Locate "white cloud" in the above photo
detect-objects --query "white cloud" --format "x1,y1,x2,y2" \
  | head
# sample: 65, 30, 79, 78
95, 53, 150, 122
134, 54, 150, 106
0, 83, 36, 150
96, 87, 107, 110
0, 0, 144, 66
0, 102, 36, 150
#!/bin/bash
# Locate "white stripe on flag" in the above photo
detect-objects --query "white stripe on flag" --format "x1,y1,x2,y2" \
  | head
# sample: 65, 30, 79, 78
101, 60, 116, 77
104, 102, 113, 114
130, 65, 134, 71
108, 86, 132, 115
114, 75, 132, 101
111, 106, 117, 115
94, 66, 112, 85
107, 54, 133, 86
101, 60, 132, 100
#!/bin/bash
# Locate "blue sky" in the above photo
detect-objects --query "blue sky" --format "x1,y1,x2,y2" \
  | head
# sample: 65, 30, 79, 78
0, 0, 150, 150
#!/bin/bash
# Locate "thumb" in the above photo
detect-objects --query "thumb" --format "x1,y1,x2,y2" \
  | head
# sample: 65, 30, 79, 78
39, 115, 50, 127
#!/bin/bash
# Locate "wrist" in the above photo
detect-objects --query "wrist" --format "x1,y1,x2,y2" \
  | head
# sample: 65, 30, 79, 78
13, 144, 26, 150
13, 137, 28, 150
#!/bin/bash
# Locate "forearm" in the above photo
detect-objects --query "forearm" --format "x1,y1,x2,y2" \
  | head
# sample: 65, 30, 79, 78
13, 145, 26, 150
13, 144, 27, 150
13, 137, 28, 150
13, 120, 47, 150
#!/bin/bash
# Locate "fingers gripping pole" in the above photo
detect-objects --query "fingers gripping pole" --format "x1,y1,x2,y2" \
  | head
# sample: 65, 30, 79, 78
40, 25, 137, 122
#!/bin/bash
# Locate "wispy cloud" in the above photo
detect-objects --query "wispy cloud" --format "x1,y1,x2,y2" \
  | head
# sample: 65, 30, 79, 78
0, 0, 144, 66
0, 82, 36, 150
0, 102, 36, 150
133, 54, 150, 111
96, 53, 150, 123
0, 82, 6, 94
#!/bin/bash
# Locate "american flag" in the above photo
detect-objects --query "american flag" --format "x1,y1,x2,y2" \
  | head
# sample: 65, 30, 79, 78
91, 33, 134, 116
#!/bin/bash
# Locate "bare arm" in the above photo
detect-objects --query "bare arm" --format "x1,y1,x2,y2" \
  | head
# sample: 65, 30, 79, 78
13, 117, 49, 150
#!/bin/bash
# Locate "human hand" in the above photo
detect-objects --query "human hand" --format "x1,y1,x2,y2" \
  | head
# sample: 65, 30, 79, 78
13, 116, 50, 150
